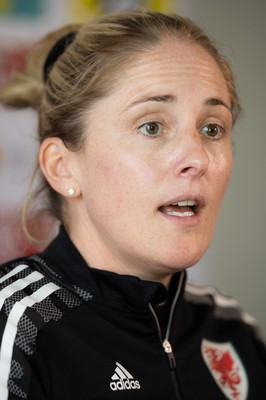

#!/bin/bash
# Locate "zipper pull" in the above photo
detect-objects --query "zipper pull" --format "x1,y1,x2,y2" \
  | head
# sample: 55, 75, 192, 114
163, 339, 176, 370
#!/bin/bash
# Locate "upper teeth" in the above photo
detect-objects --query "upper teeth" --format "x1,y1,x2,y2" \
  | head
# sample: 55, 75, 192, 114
172, 200, 196, 206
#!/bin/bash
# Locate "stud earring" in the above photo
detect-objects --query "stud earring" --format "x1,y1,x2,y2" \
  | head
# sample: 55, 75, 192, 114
68, 188, 75, 196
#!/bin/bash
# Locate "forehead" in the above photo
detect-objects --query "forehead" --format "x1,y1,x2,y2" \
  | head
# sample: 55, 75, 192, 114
107, 38, 230, 106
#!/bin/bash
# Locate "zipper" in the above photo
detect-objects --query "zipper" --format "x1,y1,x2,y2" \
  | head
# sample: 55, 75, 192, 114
149, 270, 185, 399
163, 339, 176, 370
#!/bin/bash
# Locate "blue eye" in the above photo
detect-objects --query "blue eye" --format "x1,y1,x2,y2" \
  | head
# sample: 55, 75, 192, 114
201, 124, 224, 139
138, 121, 163, 137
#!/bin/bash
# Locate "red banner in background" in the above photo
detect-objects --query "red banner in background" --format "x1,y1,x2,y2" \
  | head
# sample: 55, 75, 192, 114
0, 210, 42, 263
0, 43, 37, 262
0, 45, 32, 88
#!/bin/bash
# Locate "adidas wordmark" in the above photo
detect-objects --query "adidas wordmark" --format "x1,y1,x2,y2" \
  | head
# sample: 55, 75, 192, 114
110, 362, 141, 391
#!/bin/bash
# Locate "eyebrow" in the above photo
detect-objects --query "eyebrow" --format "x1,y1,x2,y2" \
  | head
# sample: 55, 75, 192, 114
204, 97, 233, 117
141, 94, 176, 104
124, 94, 176, 110
125, 94, 233, 117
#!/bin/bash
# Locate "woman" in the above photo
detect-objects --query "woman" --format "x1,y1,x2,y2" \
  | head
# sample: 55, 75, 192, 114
0, 9, 265, 400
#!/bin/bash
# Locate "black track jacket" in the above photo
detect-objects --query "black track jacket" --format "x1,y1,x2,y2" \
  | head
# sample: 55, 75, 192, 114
0, 226, 266, 399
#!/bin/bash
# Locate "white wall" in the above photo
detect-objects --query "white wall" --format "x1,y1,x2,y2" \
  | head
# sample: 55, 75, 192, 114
179, 0, 266, 336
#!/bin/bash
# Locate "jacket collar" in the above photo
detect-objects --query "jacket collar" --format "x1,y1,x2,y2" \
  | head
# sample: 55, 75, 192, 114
39, 226, 187, 309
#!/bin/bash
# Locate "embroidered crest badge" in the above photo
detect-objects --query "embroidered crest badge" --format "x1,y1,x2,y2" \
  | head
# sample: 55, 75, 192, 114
201, 339, 248, 400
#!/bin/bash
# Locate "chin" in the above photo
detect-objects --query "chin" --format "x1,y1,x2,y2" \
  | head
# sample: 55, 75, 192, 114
160, 248, 208, 272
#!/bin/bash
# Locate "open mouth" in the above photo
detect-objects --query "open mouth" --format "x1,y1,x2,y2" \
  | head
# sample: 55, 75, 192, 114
159, 200, 198, 217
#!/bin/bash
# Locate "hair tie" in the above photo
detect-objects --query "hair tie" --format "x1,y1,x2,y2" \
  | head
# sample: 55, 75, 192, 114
43, 31, 76, 81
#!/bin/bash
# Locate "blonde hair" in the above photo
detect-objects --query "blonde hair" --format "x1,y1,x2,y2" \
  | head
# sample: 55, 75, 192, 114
0, 9, 240, 240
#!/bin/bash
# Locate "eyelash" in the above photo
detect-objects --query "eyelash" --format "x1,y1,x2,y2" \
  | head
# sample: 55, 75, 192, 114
137, 121, 226, 140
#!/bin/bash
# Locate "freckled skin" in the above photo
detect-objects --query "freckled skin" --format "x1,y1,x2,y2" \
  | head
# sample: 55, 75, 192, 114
68, 38, 233, 286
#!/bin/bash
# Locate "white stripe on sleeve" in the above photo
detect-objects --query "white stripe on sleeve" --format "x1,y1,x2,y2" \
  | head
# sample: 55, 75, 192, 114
0, 264, 28, 284
0, 271, 44, 311
0, 282, 60, 400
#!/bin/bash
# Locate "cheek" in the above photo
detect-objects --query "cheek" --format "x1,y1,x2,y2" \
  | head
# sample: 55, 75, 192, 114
222, 148, 233, 185
212, 150, 233, 202
99, 148, 158, 191
83, 152, 141, 213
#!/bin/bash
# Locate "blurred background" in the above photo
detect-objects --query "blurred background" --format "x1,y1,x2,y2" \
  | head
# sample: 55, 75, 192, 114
0, 0, 265, 335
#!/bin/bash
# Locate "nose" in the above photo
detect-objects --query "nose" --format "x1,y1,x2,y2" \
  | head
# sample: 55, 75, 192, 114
172, 130, 210, 178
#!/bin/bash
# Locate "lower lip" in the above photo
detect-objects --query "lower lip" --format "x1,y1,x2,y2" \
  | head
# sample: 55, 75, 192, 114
159, 210, 202, 227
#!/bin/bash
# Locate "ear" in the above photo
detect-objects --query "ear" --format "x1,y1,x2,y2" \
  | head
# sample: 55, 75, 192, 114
39, 137, 80, 197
